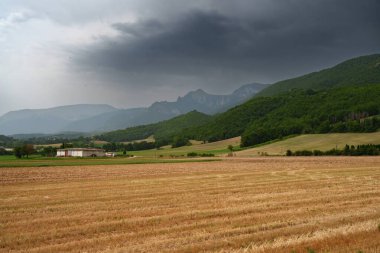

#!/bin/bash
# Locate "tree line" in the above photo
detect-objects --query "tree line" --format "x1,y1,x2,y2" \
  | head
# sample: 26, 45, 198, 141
286, 144, 380, 156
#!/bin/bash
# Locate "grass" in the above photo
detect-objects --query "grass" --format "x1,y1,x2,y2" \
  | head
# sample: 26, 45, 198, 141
0, 137, 239, 167
130, 132, 380, 158
0, 155, 219, 168
128, 136, 241, 157
1, 157, 379, 252
30, 132, 380, 160
121, 135, 156, 144
34, 143, 62, 148
5, 132, 380, 168
237, 132, 380, 156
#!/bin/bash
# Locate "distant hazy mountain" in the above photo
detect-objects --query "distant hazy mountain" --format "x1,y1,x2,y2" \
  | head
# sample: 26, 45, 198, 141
65, 83, 268, 132
0, 104, 117, 135
0, 83, 267, 135
152, 83, 269, 115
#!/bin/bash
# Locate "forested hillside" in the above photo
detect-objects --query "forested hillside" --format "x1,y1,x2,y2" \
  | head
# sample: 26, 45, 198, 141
96, 111, 212, 144
257, 54, 380, 97
182, 85, 380, 146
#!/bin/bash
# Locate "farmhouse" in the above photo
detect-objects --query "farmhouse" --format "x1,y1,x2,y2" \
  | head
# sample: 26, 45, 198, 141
56, 148, 105, 157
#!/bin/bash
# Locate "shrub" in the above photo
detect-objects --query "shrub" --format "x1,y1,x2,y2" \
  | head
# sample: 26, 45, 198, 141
200, 153, 215, 157
187, 152, 198, 157
172, 136, 191, 148
187, 152, 215, 157
294, 150, 313, 156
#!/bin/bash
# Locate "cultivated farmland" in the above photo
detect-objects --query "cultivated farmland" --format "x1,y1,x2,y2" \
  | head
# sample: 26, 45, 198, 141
237, 132, 380, 156
1, 157, 379, 252
129, 137, 241, 157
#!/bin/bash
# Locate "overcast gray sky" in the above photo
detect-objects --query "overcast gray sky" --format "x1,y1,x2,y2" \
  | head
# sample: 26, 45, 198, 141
1, 0, 380, 115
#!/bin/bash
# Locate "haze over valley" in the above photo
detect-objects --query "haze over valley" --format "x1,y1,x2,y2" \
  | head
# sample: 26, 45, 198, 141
0, 83, 268, 135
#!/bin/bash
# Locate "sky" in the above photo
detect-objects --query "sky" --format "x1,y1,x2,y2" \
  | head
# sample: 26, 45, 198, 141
1, 0, 380, 116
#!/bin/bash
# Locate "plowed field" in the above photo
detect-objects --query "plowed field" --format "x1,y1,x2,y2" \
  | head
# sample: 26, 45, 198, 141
1, 157, 379, 252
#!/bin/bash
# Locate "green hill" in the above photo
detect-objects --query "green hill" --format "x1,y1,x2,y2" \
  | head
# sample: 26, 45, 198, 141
96, 110, 212, 143
257, 54, 380, 97
182, 84, 380, 147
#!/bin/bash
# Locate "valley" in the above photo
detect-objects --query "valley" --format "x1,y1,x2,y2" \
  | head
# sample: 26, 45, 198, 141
2, 132, 379, 168
2, 2, 380, 252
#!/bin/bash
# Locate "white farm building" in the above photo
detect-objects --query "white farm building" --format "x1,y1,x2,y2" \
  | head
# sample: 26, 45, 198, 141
56, 148, 105, 157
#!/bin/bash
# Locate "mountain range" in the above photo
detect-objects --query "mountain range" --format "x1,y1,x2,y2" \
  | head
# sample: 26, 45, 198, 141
98, 54, 380, 146
0, 83, 268, 135
0, 104, 117, 136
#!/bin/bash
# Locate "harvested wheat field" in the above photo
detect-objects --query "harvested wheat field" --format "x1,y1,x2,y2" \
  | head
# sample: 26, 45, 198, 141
1, 157, 380, 253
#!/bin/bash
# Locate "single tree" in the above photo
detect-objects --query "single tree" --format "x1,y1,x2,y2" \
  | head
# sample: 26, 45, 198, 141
227, 145, 234, 157
22, 144, 35, 158
14, 146, 24, 158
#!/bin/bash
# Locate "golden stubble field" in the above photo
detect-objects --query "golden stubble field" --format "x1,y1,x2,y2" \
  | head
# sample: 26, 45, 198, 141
0, 157, 379, 253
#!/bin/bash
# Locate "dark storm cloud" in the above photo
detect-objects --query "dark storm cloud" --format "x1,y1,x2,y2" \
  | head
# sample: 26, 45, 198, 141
71, 0, 380, 91
75, 11, 245, 75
